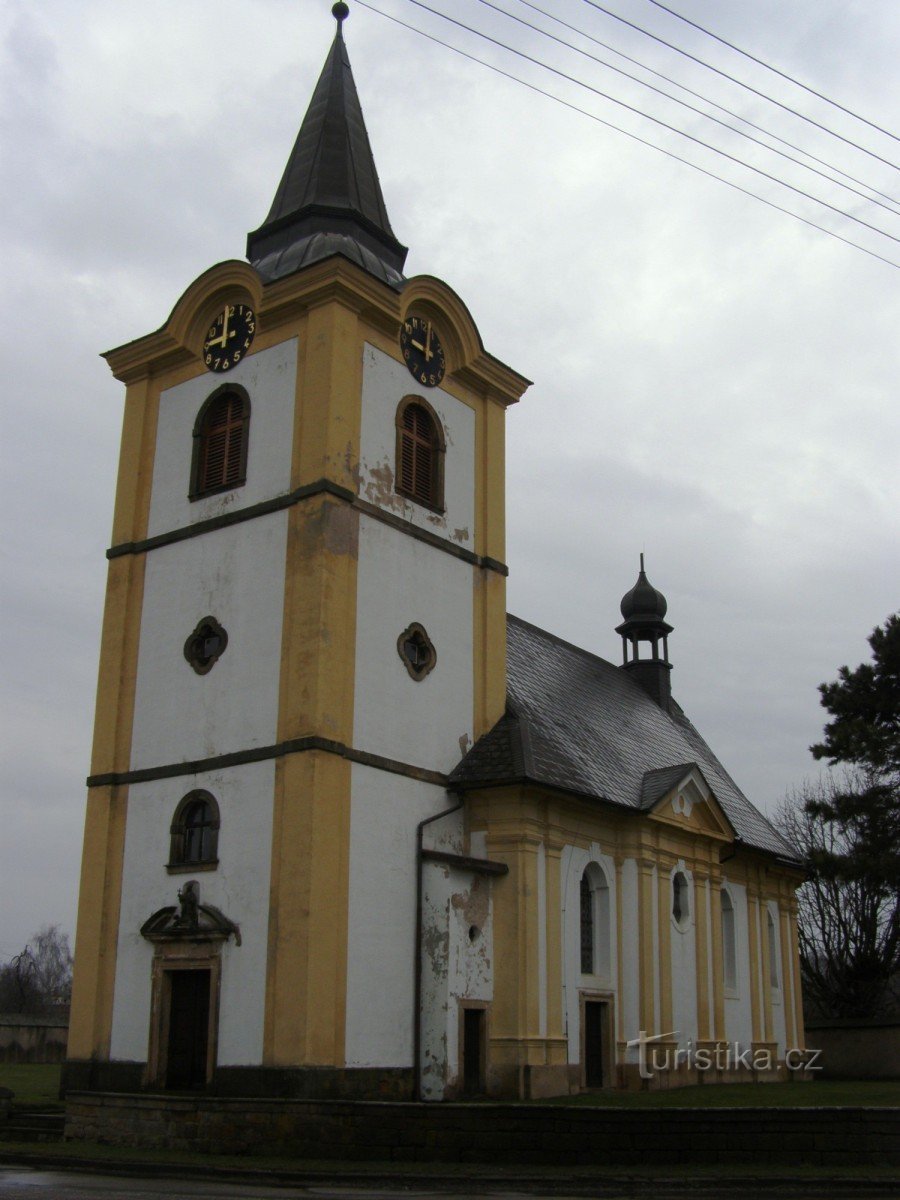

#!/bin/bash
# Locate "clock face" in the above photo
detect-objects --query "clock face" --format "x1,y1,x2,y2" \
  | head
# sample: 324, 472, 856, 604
203, 304, 256, 373
400, 315, 445, 387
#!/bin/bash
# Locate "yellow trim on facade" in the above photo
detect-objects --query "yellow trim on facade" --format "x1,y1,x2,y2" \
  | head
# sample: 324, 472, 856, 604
544, 845, 564, 1045
66, 786, 128, 1061
779, 905, 796, 1049
638, 861, 657, 1034
263, 750, 351, 1065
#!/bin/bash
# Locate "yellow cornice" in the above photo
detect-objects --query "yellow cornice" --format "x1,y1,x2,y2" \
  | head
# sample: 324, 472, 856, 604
402, 275, 531, 407
102, 258, 533, 409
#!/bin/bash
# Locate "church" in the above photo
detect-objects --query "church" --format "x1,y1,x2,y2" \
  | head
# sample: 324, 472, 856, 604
65, 3, 805, 1109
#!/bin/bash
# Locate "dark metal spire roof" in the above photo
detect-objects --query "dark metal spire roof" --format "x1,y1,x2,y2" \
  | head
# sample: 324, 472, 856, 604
247, 4, 408, 288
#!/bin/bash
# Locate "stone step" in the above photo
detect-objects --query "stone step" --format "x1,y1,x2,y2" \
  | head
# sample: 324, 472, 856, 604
0, 1108, 65, 1143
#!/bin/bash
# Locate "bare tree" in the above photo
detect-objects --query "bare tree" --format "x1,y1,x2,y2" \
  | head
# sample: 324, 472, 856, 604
0, 925, 73, 1015
775, 774, 899, 1020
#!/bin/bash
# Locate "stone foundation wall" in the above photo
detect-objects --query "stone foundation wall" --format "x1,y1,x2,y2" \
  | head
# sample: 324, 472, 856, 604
65, 1092, 899, 1166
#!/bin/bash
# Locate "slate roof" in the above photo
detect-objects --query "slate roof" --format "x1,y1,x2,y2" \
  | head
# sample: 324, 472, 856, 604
247, 15, 407, 288
450, 615, 798, 863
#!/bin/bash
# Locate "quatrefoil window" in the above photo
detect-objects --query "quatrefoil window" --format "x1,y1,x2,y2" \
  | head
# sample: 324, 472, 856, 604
184, 616, 228, 675
398, 622, 436, 681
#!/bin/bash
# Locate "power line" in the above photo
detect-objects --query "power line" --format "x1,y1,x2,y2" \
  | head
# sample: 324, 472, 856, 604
353, 1, 900, 270
514, 0, 900, 211
478, 0, 900, 219
579, 0, 900, 173
643, 0, 900, 145
403, 0, 900, 247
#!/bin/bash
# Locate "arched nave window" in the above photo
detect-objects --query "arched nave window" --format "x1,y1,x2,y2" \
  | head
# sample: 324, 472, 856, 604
579, 863, 611, 977
767, 908, 780, 989
721, 888, 737, 992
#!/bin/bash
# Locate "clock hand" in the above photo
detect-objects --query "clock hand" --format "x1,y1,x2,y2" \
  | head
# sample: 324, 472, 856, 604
424, 323, 433, 362
410, 339, 426, 352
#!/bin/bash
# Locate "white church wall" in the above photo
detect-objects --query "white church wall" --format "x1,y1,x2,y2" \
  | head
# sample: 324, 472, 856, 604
109, 760, 275, 1065
353, 513, 473, 774
129, 513, 288, 771
419, 857, 493, 1102
722, 879, 753, 1047
357, 343, 475, 547
669, 862, 699, 1049
560, 843, 618, 1065
343, 765, 459, 1070
146, 339, 298, 539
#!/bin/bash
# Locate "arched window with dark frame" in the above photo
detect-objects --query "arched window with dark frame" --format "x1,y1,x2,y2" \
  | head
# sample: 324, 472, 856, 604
580, 863, 611, 977
190, 386, 250, 499
169, 791, 220, 870
395, 396, 445, 510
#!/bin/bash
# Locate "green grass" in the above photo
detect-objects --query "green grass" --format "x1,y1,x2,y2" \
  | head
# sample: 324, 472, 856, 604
0, 1063, 61, 1106
540, 1079, 900, 1107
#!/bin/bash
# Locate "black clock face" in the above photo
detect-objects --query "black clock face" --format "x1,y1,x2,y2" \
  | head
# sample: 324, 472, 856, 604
203, 304, 256, 373
400, 316, 445, 387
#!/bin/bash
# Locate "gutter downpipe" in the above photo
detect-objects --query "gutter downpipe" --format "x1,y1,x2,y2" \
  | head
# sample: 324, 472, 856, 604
413, 793, 464, 1102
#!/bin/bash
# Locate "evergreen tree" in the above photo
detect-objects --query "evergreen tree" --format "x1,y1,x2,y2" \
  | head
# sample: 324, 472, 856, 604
809, 613, 900, 892
779, 614, 900, 1018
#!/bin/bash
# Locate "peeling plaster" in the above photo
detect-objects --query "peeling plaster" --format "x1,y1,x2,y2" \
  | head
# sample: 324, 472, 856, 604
452, 527, 469, 543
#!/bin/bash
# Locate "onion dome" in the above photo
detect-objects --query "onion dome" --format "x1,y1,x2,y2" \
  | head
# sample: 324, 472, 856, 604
620, 554, 668, 622
616, 555, 674, 710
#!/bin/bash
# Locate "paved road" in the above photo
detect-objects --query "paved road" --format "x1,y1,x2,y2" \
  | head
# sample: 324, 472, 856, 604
1, 1169, 898, 1200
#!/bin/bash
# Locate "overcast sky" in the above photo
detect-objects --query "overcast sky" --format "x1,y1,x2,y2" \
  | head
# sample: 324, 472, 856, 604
1, 0, 898, 960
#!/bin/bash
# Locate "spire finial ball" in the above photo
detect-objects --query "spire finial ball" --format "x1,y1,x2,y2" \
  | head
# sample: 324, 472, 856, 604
333, 2, 349, 24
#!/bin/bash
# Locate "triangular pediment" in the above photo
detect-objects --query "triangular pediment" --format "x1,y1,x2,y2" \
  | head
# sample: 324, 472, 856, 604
642, 763, 735, 842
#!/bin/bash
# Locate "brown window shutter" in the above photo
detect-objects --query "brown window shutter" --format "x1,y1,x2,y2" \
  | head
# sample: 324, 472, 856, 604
398, 401, 440, 506
198, 392, 248, 494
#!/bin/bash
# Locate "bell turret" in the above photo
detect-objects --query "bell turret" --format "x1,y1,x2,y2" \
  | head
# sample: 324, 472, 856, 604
616, 555, 673, 709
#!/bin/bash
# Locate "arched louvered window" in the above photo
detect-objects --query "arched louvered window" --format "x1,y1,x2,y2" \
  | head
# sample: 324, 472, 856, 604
169, 791, 220, 871
190, 386, 250, 499
395, 396, 445, 510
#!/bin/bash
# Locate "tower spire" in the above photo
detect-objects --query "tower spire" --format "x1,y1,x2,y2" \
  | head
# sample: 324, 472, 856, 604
247, 4, 408, 287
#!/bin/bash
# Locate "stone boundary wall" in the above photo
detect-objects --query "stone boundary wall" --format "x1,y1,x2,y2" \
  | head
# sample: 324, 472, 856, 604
65, 1093, 899, 1165
805, 1020, 899, 1080
0, 1016, 69, 1064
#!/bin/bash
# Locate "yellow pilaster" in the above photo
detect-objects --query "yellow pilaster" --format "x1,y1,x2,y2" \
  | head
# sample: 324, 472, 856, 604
294, 300, 364, 490
638, 861, 657, 1034
544, 845, 564, 1043
615, 859, 625, 1044
67, 786, 128, 1060
473, 398, 507, 740
264, 750, 351, 1065
779, 905, 797, 1049
788, 900, 806, 1050
264, 297, 363, 1066
69, 370, 158, 1063
746, 890, 763, 1044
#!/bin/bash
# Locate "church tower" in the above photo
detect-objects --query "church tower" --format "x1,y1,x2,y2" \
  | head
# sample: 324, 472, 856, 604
67, 4, 529, 1101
